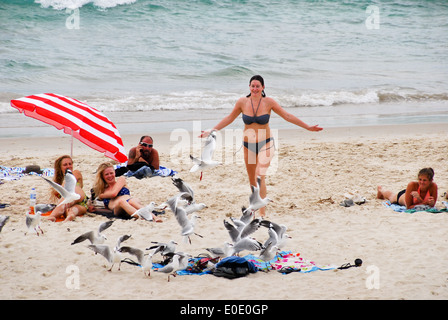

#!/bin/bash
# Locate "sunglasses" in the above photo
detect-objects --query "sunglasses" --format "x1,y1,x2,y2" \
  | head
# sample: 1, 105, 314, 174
140, 142, 153, 148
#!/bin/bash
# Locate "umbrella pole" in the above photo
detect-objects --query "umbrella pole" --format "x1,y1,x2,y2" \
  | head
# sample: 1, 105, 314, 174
71, 131, 74, 158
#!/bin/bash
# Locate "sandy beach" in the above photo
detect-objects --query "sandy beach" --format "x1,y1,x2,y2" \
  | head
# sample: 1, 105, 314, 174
0, 122, 447, 301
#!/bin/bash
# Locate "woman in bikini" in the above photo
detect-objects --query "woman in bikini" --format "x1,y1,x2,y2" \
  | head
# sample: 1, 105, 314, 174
199, 75, 322, 217
92, 162, 162, 221
46, 155, 88, 222
377, 167, 438, 209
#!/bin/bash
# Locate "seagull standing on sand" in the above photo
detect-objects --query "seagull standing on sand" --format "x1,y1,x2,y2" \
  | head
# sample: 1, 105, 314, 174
230, 237, 263, 256
156, 253, 181, 282
131, 202, 156, 221
0, 215, 10, 233
40, 169, 80, 207
119, 246, 153, 277
190, 130, 221, 181
243, 176, 273, 215
71, 220, 114, 245
87, 244, 122, 272
25, 209, 43, 236
206, 242, 234, 258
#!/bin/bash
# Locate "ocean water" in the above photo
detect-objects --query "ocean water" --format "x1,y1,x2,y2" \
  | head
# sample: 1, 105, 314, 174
1, 0, 447, 137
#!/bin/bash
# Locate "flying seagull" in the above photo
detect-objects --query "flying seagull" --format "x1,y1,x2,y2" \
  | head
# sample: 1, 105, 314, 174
190, 130, 221, 181
71, 220, 114, 245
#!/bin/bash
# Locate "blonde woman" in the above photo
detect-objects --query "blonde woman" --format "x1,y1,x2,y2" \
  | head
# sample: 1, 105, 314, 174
46, 155, 87, 222
93, 162, 161, 221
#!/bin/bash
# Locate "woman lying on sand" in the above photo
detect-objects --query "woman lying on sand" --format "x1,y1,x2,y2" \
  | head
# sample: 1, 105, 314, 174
377, 167, 438, 209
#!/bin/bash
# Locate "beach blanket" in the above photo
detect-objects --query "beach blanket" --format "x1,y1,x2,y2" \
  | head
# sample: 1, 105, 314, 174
0, 165, 54, 181
148, 252, 337, 276
245, 251, 337, 273
114, 164, 177, 179
382, 200, 448, 214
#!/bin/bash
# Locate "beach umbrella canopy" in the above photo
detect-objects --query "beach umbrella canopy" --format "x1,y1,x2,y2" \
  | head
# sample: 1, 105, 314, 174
10, 93, 128, 163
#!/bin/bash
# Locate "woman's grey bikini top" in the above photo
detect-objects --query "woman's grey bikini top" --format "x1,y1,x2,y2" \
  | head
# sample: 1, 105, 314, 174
242, 97, 270, 125
242, 113, 270, 125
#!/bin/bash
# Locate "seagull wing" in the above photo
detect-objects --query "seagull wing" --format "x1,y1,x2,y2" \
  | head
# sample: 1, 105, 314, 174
239, 218, 261, 239
71, 231, 95, 245
223, 220, 240, 242
98, 220, 114, 234
172, 177, 195, 200
116, 234, 132, 249
88, 244, 113, 263
119, 246, 144, 264
41, 176, 71, 199
0, 215, 9, 232
201, 133, 216, 161
64, 170, 77, 194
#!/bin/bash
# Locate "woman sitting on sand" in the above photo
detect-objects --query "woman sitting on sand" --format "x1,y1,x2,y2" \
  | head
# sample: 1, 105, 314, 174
46, 155, 87, 222
377, 167, 438, 209
92, 162, 162, 222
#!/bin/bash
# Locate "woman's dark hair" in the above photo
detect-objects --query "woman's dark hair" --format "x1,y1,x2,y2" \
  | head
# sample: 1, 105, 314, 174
418, 167, 434, 181
246, 75, 266, 97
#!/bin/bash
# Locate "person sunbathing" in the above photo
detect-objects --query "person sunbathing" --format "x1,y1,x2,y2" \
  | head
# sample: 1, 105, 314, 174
377, 167, 438, 209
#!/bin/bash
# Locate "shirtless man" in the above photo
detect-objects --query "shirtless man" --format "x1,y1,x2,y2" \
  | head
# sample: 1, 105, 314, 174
127, 135, 160, 170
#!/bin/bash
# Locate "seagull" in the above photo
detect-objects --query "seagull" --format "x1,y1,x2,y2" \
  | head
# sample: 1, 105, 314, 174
239, 206, 255, 225
171, 178, 207, 214
119, 246, 153, 277
131, 202, 156, 221
206, 242, 234, 258
243, 176, 273, 215
230, 237, 263, 256
0, 215, 10, 233
35, 204, 56, 214
223, 218, 261, 243
172, 177, 195, 202
87, 234, 131, 272
25, 209, 43, 236
184, 202, 208, 215
114, 234, 132, 252
176, 251, 192, 271
167, 193, 202, 244
40, 169, 80, 207
260, 220, 291, 249
258, 241, 280, 263
71, 220, 114, 245
156, 253, 181, 282
146, 240, 177, 259
87, 244, 122, 272
190, 130, 221, 181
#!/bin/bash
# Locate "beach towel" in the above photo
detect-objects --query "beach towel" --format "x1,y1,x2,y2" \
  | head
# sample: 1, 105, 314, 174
244, 251, 337, 273
114, 164, 177, 179
149, 252, 337, 276
0, 165, 54, 181
382, 200, 448, 214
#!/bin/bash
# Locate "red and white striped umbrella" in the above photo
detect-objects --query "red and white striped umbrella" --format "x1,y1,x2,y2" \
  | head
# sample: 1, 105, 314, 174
10, 93, 128, 163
